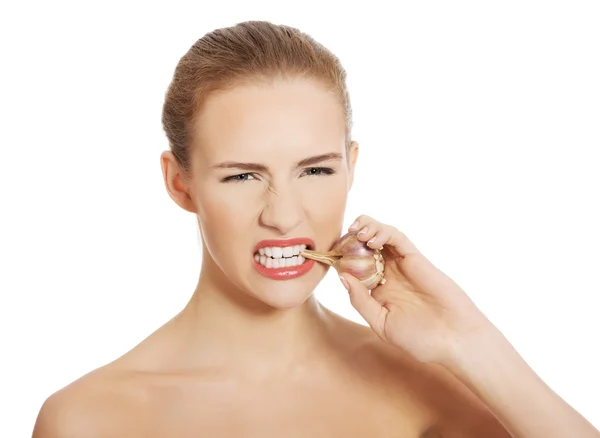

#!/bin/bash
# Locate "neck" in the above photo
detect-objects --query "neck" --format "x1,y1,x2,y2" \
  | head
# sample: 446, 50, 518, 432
170, 256, 335, 376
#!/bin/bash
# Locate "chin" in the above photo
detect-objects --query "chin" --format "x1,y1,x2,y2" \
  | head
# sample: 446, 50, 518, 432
252, 285, 318, 310
243, 263, 329, 310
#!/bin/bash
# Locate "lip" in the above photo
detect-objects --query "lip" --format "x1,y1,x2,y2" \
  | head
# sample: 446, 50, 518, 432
252, 237, 316, 280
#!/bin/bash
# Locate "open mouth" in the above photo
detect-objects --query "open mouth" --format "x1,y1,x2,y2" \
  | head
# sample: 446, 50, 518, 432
252, 239, 316, 280
253, 243, 314, 269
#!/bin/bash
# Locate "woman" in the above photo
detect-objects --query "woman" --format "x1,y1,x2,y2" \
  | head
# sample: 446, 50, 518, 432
33, 20, 599, 438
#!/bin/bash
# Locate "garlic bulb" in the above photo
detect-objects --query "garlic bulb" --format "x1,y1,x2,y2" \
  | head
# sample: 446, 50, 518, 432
300, 231, 386, 290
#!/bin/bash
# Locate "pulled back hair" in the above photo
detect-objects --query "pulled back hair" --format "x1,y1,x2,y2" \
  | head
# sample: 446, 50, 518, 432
161, 20, 353, 176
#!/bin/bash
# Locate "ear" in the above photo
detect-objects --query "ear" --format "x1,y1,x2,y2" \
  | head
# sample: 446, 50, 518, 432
160, 151, 197, 213
347, 140, 359, 191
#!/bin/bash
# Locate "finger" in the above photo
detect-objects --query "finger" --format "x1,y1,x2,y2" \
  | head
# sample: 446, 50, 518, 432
352, 216, 393, 247
356, 225, 379, 243
349, 216, 421, 257
354, 217, 382, 243
340, 273, 388, 336
348, 214, 375, 232
366, 227, 392, 250
385, 228, 421, 257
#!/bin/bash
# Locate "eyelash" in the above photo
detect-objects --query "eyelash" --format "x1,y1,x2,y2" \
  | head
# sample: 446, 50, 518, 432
223, 167, 336, 183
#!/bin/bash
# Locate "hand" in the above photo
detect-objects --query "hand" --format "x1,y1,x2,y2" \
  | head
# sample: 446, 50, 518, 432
340, 215, 493, 364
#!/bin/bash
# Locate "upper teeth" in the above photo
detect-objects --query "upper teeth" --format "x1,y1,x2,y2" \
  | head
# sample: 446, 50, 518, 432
258, 244, 307, 258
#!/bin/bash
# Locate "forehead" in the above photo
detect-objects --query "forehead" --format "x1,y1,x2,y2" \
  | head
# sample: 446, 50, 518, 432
191, 78, 346, 166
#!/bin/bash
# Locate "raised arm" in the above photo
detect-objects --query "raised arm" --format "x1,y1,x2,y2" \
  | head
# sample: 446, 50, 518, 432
337, 215, 599, 437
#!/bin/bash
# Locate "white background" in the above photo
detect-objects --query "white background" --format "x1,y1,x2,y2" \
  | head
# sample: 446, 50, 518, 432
1, 0, 599, 435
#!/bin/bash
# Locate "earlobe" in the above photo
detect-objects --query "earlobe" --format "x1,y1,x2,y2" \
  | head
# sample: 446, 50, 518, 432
160, 151, 197, 213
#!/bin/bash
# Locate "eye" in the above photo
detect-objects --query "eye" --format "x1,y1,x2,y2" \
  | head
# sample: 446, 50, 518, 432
302, 167, 336, 177
222, 173, 257, 183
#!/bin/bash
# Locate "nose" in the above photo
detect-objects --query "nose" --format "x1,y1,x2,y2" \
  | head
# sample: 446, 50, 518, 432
259, 185, 303, 235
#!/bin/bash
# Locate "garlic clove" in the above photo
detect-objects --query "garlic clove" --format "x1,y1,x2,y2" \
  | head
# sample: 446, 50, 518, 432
298, 248, 338, 266
300, 231, 386, 290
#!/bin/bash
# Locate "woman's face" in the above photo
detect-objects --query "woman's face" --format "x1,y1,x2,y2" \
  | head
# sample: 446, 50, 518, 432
179, 77, 358, 309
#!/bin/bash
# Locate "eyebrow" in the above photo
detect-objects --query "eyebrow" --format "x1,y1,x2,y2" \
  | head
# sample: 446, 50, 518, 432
211, 152, 344, 172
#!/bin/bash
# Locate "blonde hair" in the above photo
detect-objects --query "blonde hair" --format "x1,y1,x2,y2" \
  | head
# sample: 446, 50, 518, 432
161, 20, 353, 175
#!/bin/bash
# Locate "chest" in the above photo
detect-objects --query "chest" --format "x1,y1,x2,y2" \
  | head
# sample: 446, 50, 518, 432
118, 379, 433, 438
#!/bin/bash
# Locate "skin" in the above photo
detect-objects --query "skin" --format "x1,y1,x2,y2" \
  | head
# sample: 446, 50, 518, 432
341, 218, 600, 437
32, 77, 597, 437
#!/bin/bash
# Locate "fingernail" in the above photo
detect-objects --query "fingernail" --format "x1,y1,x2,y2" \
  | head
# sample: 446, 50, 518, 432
339, 276, 350, 292
349, 220, 359, 230
368, 237, 376, 245
357, 226, 368, 236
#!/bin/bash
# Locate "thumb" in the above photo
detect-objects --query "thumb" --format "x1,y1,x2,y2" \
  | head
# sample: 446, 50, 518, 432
339, 274, 386, 332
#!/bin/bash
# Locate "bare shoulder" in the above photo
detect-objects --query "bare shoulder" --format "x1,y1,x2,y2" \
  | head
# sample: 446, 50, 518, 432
333, 316, 511, 437
407, 358, 512, 437
32, 365, 133, 438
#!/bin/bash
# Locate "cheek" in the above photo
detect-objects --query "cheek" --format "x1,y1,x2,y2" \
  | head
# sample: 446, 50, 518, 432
304, 178, 348, 219
196, 185, 260, 257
